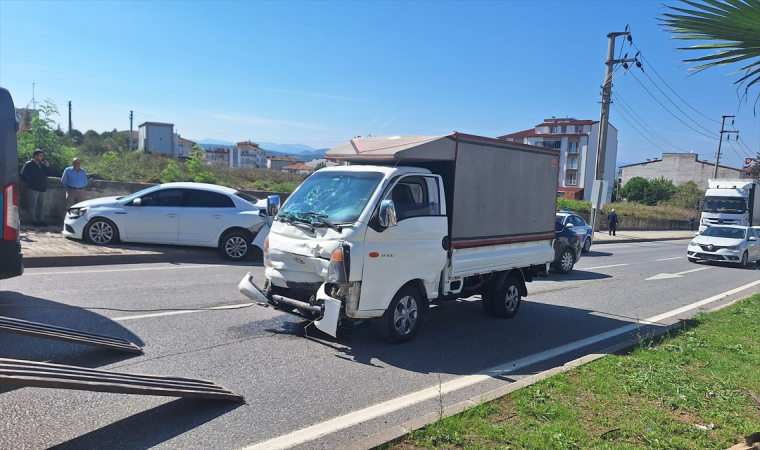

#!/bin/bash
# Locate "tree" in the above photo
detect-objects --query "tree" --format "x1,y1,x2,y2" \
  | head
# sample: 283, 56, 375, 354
660, 0, 760, 105
620, 176, 649, 202
663, 180, 705, 209
314, 161, 327, 171
643, 176, 677, 206
17, 100, 75, 174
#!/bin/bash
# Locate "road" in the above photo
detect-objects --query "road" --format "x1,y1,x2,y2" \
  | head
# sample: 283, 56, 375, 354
2, 239, 760, 450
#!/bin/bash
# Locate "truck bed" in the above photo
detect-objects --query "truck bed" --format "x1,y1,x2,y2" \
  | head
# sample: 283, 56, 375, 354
449, 239, 554, 279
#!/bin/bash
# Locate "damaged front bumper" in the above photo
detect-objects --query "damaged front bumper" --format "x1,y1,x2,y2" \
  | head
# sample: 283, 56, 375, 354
238, 272, 341, 338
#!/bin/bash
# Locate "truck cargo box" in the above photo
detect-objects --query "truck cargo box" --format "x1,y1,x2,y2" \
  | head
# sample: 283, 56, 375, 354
326, 132, 560, 248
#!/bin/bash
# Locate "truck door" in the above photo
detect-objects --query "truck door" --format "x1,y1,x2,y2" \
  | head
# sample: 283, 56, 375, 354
360, 175, 448, 312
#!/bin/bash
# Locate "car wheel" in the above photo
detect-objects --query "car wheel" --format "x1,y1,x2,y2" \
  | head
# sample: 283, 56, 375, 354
481, 292, 496, 316
85, 218, 119, 245
688, 257, 697, 263
555, 248, 575, 274
582, 237, 591, 253
220, 231, 251, 261
492, 277, 521, 319
740, 251, 748, 267
376, 286, 423, 344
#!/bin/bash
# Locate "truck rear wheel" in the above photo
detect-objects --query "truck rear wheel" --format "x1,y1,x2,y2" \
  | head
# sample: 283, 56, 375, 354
376, 286, 423, 344
481, 292, 496, 316
492, 277, 521, 319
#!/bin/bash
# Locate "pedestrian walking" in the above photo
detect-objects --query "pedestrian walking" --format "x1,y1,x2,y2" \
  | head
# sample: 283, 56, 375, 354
61, 158, 87, 211
689, 214, 695, 232
607, 208, 618, 236
19, 149, 50, 227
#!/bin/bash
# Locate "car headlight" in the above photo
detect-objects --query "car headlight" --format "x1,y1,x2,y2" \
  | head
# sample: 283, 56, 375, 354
689, 240, 698, 246
727, 245, 740, 250
68, 206, 89, 218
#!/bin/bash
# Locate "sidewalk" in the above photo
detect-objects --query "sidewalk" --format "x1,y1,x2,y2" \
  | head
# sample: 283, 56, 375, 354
19, 227, 218, 268
16, 226, 696, 269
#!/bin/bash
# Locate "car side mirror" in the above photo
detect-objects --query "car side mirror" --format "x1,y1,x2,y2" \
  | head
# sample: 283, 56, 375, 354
749, 236, 757, 241
566, 223, 574, 229
378, 200, 398, 228
267, 195, 280, 217
132, 197, 142, 206
695, 232, 700, 236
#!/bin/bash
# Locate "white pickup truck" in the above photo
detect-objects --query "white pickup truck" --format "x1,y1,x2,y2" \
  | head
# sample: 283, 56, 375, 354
239, 133, 559, 343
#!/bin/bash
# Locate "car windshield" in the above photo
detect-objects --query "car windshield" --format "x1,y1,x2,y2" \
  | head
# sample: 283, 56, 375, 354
278, 171, 384, 224
120, 185, 161, 202
234, 191, 260, 205
702, 197, 745, 213
701, 227, 746, 239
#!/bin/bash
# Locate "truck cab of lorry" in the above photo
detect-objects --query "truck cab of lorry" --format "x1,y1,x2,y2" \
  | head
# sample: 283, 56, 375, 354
240, 133, 558, 343
699, 179, 760, 233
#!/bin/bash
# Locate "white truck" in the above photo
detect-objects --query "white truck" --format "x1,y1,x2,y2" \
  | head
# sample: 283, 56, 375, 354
239, 133, 559, 343
699, 179, 760, 233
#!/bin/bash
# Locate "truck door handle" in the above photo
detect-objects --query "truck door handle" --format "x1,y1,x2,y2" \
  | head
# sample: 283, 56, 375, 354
212, 215, 224, 219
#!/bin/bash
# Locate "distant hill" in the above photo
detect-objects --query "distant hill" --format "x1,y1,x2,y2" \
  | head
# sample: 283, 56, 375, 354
191, 138, 327, 160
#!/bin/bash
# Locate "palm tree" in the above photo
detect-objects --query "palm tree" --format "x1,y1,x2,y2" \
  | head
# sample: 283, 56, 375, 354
660, 0, 760, 105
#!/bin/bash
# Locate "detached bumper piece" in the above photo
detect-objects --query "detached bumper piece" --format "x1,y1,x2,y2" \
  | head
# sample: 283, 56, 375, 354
0, 316, 142, 354
0, 358, 244, 402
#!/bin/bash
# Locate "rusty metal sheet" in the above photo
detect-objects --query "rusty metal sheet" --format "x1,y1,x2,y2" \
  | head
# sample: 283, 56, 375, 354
0, 359, 244, 402
0, 316, 142, 353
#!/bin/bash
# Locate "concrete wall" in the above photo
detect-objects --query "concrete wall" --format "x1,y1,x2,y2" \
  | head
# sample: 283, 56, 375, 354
578, 212, 691, 231
18, 177, 289, 226
620, 153, 746, 190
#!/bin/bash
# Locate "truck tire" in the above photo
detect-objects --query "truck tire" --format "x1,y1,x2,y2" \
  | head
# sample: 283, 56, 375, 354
481, 292, 496, 316
554, 248, 575, 274
492, 277, 521, 319
376, 286, 423, 344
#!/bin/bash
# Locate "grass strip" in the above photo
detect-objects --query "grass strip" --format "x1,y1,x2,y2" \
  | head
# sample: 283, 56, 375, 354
380, 296, 760, 450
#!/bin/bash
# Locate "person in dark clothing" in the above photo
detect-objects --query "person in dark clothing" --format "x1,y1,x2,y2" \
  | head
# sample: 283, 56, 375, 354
689, 215, 695, 231
19, 149, 50, 226
607, 208, 618, 236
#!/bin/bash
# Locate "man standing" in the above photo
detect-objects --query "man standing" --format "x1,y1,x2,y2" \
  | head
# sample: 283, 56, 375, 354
607, 208, 619, 236
19, 149, 49, 227
689, 214, 695, 232
61, 158, 87, 210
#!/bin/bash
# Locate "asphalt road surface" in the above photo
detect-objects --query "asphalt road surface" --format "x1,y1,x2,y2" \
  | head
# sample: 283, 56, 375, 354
2, 239, 760, 450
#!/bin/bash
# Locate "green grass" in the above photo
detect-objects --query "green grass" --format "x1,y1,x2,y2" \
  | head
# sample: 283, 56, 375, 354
380, 296, 760, 450
557, 198, 696, 221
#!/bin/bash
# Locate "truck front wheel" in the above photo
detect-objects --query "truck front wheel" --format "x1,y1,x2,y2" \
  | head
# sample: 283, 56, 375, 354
492, 277, 521, 319
376, 286, 423, 344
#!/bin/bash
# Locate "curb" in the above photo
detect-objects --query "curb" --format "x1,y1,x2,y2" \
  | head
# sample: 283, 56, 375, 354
22, 250, 219, 268
593, 236, 692, 245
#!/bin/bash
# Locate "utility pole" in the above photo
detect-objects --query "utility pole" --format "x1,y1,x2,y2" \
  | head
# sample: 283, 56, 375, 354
713, 115, 738, 178
590, 30, 638, 232
129, 110, 134, 152
68, 101, 72, 135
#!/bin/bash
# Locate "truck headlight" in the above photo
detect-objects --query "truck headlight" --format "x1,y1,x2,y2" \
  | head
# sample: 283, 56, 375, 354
327, 245, 351, 283
67, 206, 88, 218
263, 237, 272, 268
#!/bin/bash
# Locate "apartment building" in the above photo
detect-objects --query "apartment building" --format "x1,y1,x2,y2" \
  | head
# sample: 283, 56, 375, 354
232, 141, 267, 169
499, 117, 618, 201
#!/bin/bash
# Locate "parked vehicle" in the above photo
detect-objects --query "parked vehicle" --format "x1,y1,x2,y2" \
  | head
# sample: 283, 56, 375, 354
553, 219, 582, 274
63, 182, 268, 260
239, 133, 559, 343
687, 225, 760, 266
699, 179, 760, 233
0, 87, 23, 280
556, 211, 593, 253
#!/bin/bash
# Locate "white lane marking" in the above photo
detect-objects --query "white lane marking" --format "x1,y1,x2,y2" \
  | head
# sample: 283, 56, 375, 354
655, 256, 682, 261
646, 266, 709, 280
112, 303, 254, 321
242, 279, 760, 450
25, 264, 221, 276
580, 263, 628, 270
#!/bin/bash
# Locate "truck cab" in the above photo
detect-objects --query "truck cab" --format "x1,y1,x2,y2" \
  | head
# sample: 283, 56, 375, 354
0, 87, 23, 280
699, 179, 760, 233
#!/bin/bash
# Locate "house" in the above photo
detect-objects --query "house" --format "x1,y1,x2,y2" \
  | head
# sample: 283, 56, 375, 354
138, 122, 175, 155
176, 135, 197, 157
233, 141, 267, 169
267, 156, 303, 170
499, 117, 618, 202
620, 153, 749, 190
305, 158, 337, 169
281, 163, 315, 175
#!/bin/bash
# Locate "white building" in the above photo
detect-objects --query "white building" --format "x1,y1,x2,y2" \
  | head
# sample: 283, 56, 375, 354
620, 153, 748, 190
499, 117, 618, 202
233, 141, 267, 169
138, 122, 175, 155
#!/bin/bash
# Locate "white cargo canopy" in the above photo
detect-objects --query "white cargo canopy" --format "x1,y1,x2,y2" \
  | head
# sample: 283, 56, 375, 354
326, 134, 458, 162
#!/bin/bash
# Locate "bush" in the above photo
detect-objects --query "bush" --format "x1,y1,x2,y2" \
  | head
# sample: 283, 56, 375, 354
557, 198, 591, 213
643, 176, 676, 206
620, 177, 649, 202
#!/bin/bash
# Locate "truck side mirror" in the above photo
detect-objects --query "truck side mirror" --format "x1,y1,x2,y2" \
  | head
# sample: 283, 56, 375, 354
267, 195, 280, 217
378, 200, 398, 228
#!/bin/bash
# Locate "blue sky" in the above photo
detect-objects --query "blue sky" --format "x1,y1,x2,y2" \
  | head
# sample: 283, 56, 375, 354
1, 0, 758, 169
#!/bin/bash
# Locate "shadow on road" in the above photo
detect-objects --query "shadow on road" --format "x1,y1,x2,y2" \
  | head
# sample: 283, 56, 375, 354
581, 250, 613, 257
546, 270, 613, 281
49, 398, 241, 450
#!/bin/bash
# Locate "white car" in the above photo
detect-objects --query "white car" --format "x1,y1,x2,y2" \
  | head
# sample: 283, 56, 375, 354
556, 211, 594, 253
63, 182, 269, 260
687, 225, 760, 267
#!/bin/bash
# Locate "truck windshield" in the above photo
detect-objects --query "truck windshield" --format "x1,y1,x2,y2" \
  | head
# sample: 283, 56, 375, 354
702, 197, 745, 213
278, 171, 384, 224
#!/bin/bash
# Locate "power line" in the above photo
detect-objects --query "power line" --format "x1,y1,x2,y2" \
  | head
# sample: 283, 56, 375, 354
628, 71, 720, 141
612, 92, 691, 153
611, 102, 674, 154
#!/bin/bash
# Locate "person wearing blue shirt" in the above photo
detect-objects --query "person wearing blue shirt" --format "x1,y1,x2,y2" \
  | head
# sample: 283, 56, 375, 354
61, 158, 88, 210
